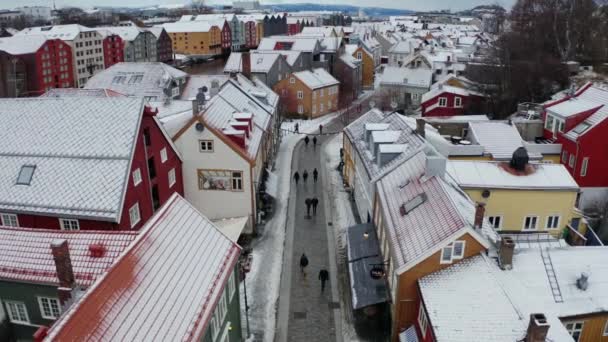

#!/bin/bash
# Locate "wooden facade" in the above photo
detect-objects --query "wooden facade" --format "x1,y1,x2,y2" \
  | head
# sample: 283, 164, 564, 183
274, 73, 339, 118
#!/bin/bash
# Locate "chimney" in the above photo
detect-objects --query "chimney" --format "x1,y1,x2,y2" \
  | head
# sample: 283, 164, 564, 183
498, 236, 515, 270
526, 313, 550, 342
242, 52, 251, 79
416, 118, 426, 138
426, 156, 446, 178
474, 202, 485, 229
51, 239, 75, 305
576, 273, 589, 291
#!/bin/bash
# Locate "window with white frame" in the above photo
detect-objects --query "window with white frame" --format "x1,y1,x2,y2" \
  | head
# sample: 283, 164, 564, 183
545, 115, 554, 130
488, 216, 502, 229
356, 51, 362, 60
440, 245, 453, 263
5, 301, 29, 324
160, 148, 168, 163
168, 168, 176, 188
60, 218, 79, 231
438, 97, 447, 107
418, 304, 428, 337
558, 120, 565, 132
454, 96, 463, 107
319, 88, 324, 97
569, 155, 575, 168
228, 272, 236, 299
129, 203, 141, 228
312, 104, 316, 114
290, 77, 295, 84
328, 100, 332, 109
565, 321, 584, 341
210, 313, 221, 340
523, 216, 538, 230
320, 103, 324, 112
546, 215, 560, 229
133, 168, 142, 186
297, 90, 303, 99
452, 241, 465, 258
581, 157, 589, 177
562, 151, 568, 163
1, 213, 18, 227
603, 320, 608, 336
231, 171, 243, 191
297, 104, 304, 114
440, 240, 466, 263
38, 297, 61, 320
199, 140, 213, 152
411, 93, 419, 101
312, 90, 316, 99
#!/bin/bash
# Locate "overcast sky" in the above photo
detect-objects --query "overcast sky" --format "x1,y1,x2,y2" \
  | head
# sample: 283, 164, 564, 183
1, 0, 515, 12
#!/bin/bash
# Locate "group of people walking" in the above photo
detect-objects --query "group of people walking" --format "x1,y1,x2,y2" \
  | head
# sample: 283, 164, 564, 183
292, 168, 319, 185
299, 253, 330, 293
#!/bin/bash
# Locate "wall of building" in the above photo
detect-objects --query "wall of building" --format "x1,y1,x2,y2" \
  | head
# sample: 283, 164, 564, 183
71, 31, 105, 87
562, 313, 608, 342
169, 27, 222, 56
201, 267, 243, 342
422, 92, 469, 117
156, 30, 173, 62
0, 51, 27, 98
103, 34, 124, 69
356, 47, 374, 89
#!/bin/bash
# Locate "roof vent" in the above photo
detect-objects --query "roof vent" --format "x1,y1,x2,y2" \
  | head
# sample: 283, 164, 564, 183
400, 193, 427, 216
88, 244, 106, 258
510, 147, 529, 171
576, 272, 589, 291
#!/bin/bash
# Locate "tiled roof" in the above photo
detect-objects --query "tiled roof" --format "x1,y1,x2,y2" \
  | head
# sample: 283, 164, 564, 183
161, 21, 215, 33
0, 226, 137, 286
552, 84, 608, 140
46, 194, 241, 341
16, 24, 98, 41
224, 52, 280, 74
0, 35, 47, 55
468, 121, 542, 160
41, 88, 125, 98
379, 67, 433, 88
257, 36, 320, 52
294, 68, 339, 90
84, 62, 188, 101
0, 97, 144, 221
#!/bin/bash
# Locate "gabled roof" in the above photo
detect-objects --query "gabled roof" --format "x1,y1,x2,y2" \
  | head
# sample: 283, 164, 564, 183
0, 34, 47, 55
224, 52, 281, 74
84, 62, 188, 101
0, 97, 145, 221
468, 121, 541, 160
161, 21, 216, 33
257, 36, 321, 53
293, 68, 339, 90
41, 88, 125, 98
46, 194, 241, 341
95, 25, 145, 42
16, 24, 98, 41
422, 84, 483, 104
379, 67, 433, 89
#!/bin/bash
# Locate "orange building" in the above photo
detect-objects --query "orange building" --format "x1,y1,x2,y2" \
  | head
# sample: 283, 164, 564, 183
162, 21, 222, 56
274, 68, 339, 118
347, 44, 374, 89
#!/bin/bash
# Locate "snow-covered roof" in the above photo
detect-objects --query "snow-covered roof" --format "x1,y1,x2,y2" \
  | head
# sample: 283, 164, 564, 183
16, 24, 98, 41
180, 74, 229, 101
546, 97, 601, 119
377, 151, 493, 270
95, 25, 144, 42
420, 246, 608, 342
319, 36, 343, 53
379, 67, 433, 89
257, 36, 320, 53
300, 26, 336, 37
388, 39, 417, 54
84, 62, 188, 101
468, 121, 541, 160
212, 216, 249, 243
0, 226, 137, 287
46, 194, 241, 341
339, 52, 359, 69
447, 160, 579, 190
161, 21, 216, 33
224, 52, 280, 74
0, 97, 145, 221
424, 115, 489, 124
40, 88, 125, 98
422, 84, 479, 103
293, 68, 339, 90
0, 35, 47, 55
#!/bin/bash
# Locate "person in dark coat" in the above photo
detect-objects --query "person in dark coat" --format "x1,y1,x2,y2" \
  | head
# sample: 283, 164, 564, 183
319, 124, 323, 135
302, 170, 308, 184
313, 168, 319, 183
293, 171, 300, 185
311, 197, 319, 215
305, 198, 312, 217
295, 122, 299, 133
319, 269, 329, 292
300, 253, 309, 273
313, 136, 317, 149
304, 135, 310, 146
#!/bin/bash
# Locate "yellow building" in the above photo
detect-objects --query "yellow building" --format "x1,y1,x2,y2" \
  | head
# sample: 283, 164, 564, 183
446, 159, 585, 238
162, 22, 222, 56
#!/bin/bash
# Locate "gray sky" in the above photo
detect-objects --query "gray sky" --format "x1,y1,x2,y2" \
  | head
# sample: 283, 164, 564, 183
1, 0, 515, 12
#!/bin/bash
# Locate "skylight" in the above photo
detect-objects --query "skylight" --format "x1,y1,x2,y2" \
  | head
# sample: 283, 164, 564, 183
128, 75, 144, 84
112, 76, 127, 84
572, 122, 591, 134
399, 193, 427, 216
16, 165, 36, 185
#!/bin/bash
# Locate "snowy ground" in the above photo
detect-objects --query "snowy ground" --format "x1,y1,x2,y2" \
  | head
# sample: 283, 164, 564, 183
240, 113, 341, 342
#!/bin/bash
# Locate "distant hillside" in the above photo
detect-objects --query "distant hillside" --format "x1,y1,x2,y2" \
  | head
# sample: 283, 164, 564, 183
261, 3, 413, 16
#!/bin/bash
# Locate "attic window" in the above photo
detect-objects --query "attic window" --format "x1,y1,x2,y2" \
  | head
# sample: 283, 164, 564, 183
16, 165, 36, 185
128, 75, 144, 84
399, 193, 427, 216
112, 75, 127, 84
572, 122, 590, 134
398, 180, 410, 189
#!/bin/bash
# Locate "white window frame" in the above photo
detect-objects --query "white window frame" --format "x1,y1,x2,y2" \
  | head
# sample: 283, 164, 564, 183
320, 103, 324, 112
133, 168, 142, 186
5, 301, 29, 324
356, 51, 362, 60
171, 87, 179, 97
418, 304, 428, 337
160, 148, 168, 163
129, 203, 141, 228
603, 320, 608, 336
452, 241, 465, 259
168, 168, 176, 188
411, 93, 419, 101
37, 297, 61, 320
289, 77, 295, 84
297, 104, 304, 114
438, 97, 448, 107
297, 90, 303, 99
199, 140, 214, 152
581, 157, 588, 177
60, 218, 80, 231
1, 213, 19, 227
523, 216, 539, 230
546, 215, 560, 229
565, 321, 584, 341
312, 104, 317, 114
440, 240, 466, 264
569, 155, 575, 168
561, 150, 568, 163
228, 272, 236, 299
440, 245, 453, 264
454, 96, 463, 108
232, 171, 243, 191
487, 215, 503, 230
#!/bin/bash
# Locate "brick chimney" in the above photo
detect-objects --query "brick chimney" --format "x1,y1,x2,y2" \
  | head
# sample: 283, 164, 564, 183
242, 52, 251, 80
51, 239, 75, 305
526, 313, 550, 342
415, 118, 426, 138
474, 202, 485, 229
499, 236, 515, 270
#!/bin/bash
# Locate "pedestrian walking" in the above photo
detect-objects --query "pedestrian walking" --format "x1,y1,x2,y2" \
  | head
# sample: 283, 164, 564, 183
313, 136, 317, 149
293, 171, 300, 185
302, 170, 308, 184
312, 197, 319, 215
295, 122, 299, 134
319, 124, 323, 135
305, 198, 312, 217
304, 135, 310, 147
319, 269, 329, 292
313, 168, 319, 183
300, 253, 309, 274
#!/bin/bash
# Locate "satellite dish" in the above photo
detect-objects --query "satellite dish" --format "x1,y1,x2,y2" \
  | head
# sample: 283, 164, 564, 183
195, 123, 205, 132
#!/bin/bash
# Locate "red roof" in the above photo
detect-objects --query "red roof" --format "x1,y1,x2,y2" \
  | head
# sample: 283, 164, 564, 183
46, 194, 241, 341
0, 226, 137, 286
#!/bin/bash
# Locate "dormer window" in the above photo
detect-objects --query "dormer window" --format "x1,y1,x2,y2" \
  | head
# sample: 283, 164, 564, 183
16, 165, 36, 185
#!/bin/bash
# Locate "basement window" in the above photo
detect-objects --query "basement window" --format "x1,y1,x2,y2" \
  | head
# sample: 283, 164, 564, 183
16, 165, 36, 185
399, 193, 427, 216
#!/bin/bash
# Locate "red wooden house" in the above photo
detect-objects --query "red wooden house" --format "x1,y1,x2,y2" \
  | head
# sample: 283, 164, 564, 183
421, 77, 485, 117
542, 83, 608, 202
101, 32, 124, 68
0, 94, 183, 231
221, 20, 232, 54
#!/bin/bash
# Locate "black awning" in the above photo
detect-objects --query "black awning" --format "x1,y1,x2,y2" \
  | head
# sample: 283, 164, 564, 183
346, 223, 389, 310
